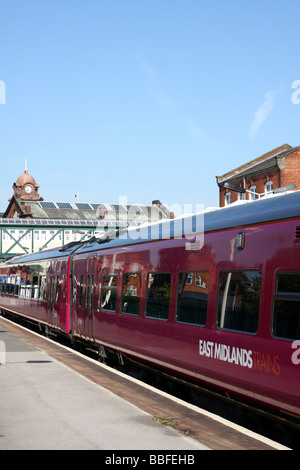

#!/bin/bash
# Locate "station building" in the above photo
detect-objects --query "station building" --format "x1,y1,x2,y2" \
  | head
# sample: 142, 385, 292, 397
216, 144, 300, 207
0, 168, 172, 259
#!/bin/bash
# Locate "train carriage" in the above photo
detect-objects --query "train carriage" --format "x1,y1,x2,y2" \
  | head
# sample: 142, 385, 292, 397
0, 245, 76, 334
1, 190, 300, 420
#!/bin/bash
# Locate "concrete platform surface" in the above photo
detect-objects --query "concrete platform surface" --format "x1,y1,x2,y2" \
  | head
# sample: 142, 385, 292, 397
0, 327, 209, 450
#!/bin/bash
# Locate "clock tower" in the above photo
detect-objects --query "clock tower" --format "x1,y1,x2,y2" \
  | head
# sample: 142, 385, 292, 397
13, 168, 43, 201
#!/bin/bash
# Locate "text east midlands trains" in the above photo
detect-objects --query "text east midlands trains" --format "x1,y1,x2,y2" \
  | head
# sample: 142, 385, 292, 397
199, 339, 280, 375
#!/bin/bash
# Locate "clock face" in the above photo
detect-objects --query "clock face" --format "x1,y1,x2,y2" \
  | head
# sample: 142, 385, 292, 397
24, 185, 32, 194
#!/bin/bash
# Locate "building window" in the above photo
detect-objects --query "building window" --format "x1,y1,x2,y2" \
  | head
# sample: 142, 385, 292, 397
225, 192, 231, 205
249, 185, 257, 200
265, 180, 273, 194
9, 230, 15, 240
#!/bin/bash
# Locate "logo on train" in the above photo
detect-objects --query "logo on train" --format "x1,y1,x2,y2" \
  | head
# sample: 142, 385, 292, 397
199, 340, 281, 375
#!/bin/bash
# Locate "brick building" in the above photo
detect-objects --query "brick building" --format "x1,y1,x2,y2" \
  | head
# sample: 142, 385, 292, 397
216, 144, 300, 207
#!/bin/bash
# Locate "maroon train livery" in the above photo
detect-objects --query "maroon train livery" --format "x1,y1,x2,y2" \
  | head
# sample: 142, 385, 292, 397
1, 190, 300, 421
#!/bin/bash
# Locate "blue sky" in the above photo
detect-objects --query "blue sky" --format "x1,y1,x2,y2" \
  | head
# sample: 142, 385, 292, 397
0, 0, 299, 214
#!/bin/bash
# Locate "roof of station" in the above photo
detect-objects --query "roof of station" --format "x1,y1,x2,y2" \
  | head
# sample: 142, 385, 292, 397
7, 199, 172, 224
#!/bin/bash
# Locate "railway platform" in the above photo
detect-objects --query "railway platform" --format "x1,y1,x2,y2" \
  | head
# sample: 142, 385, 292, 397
0, 316, 289, 451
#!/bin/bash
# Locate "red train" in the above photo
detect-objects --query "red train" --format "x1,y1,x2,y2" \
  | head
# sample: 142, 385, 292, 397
1, 191, 300, 422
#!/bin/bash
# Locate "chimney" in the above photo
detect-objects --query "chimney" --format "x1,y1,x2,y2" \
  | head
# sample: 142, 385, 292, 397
99, 207, 105, 220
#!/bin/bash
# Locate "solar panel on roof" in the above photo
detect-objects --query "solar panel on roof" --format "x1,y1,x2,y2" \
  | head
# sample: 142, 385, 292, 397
76, 203, 92, 210
40, 202, 56, 208
56, 203, 72, 209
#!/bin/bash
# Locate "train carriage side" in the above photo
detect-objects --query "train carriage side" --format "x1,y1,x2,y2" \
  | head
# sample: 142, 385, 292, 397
72, 193, 300, 418
193, 217, 300, 417
1, 191, 299, 419
0, 248, 72, 335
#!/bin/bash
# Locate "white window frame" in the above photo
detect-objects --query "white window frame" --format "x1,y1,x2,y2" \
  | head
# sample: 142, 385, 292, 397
225, 192, 231, 205
249, 185, 257, 200
265, 180, 273, 194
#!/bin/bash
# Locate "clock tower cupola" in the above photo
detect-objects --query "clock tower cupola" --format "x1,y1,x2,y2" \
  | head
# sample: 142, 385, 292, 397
13, 168, 43, 201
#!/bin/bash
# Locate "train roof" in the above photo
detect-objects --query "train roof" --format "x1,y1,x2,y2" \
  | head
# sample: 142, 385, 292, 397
1, 189, 300, 264
0, 241, 85, 265
76, 189, 300, 254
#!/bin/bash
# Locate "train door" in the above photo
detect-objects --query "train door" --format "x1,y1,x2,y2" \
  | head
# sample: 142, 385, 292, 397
47, 260, 61, 327
84, 256, 96, 339
47, 263, 55, 325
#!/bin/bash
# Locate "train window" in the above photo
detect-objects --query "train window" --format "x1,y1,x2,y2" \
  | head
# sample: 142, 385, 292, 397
9, 276, 15, 295
101, 275, 117, 311
145, 273, 171, 320
273, 272, 300, 340
3, 277, 8, 294
217, 271, 261, 333
39, 276, 47, 300
32, 273, 39, 299
8, 276, 12, 294
176, 272, 209, 326
121, 273, 141, 315
0, 276, 5, 293
25, 275, 32, 298
15, 276, 20, 296
19, 274, 26, 297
